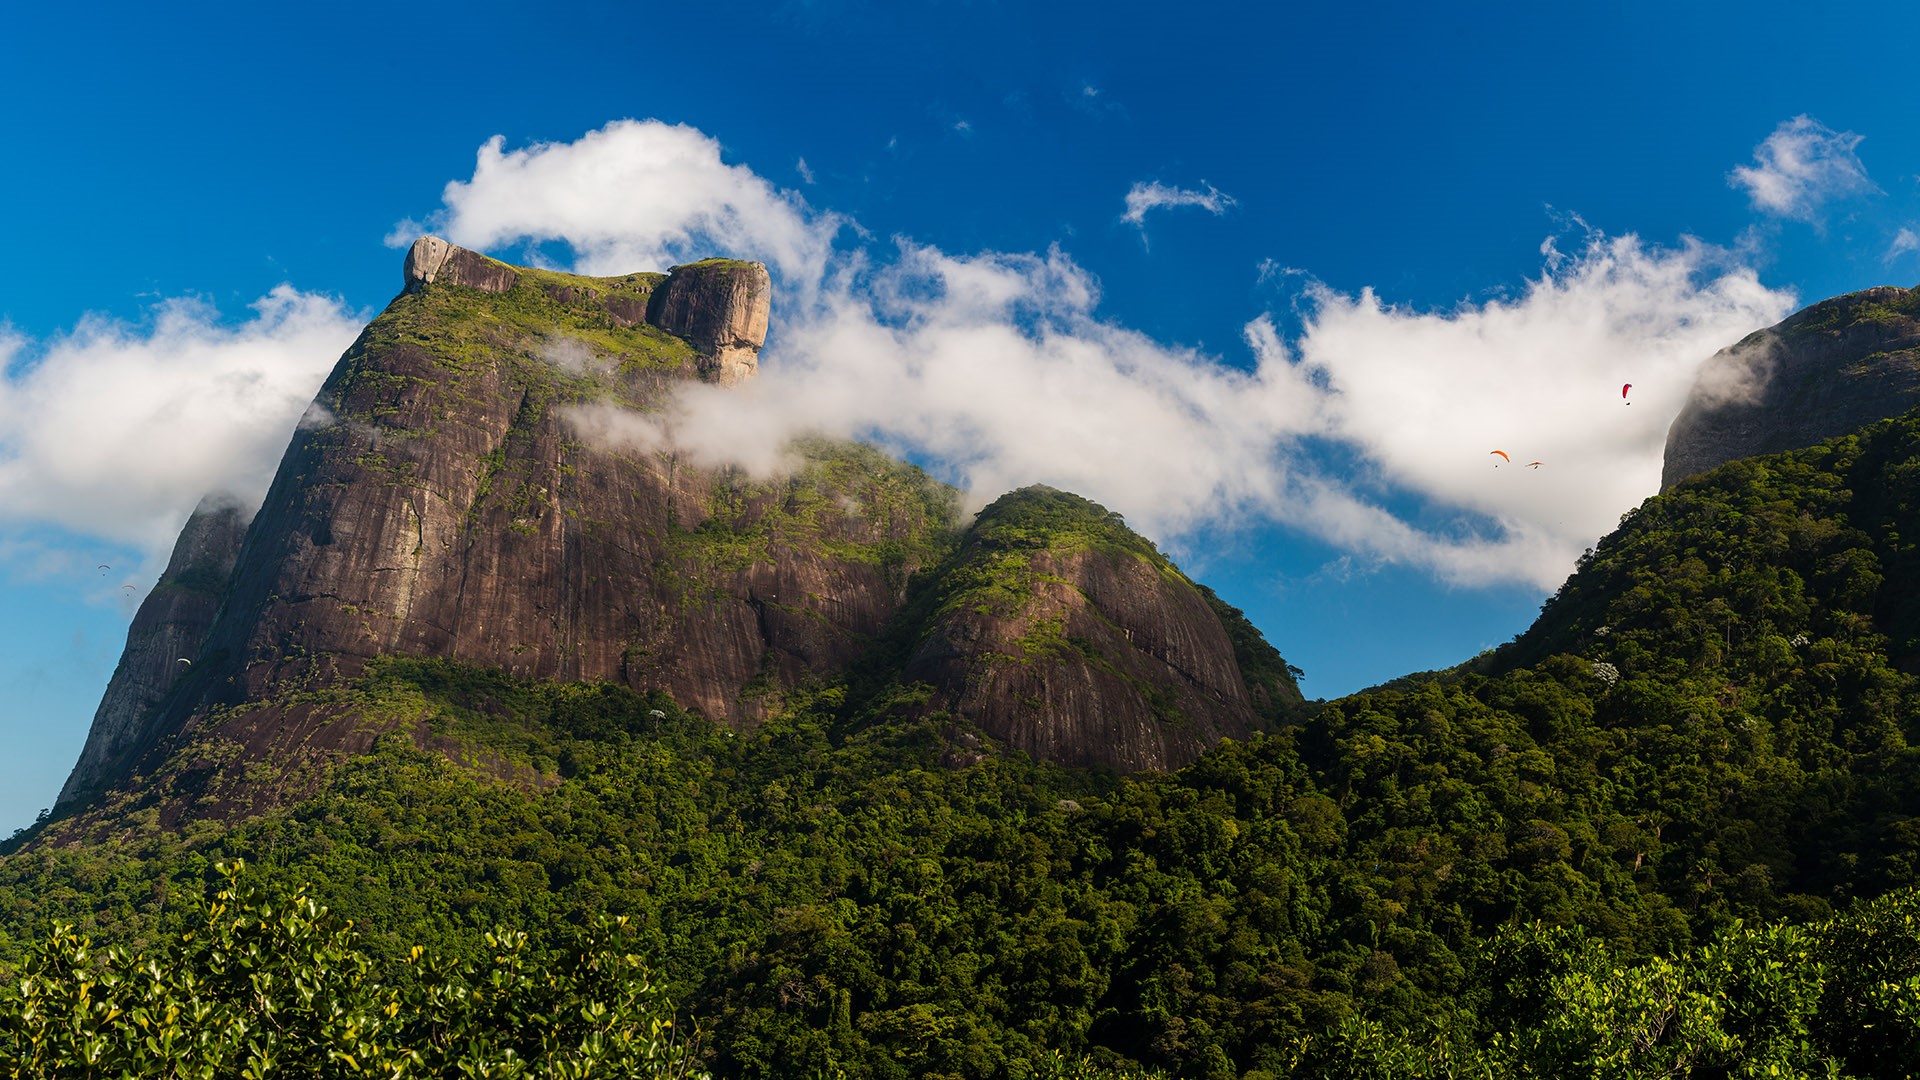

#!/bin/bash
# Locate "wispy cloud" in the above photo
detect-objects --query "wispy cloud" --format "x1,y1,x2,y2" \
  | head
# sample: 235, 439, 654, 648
1886, 226, 1920, 263
0, 289, 362, 560
1120, 180, 1236, 227
1729, 115, 1877, 222
408, 121, 1792, 591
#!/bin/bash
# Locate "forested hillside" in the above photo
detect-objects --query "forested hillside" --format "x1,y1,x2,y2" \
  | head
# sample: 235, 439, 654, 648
5, 411, 1920, 1077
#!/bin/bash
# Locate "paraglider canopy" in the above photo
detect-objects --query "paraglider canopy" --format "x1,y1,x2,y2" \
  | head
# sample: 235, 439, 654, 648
1527, 461, 1543, 469
1622, 382, 1633, 403
1490, 450, 1510, 464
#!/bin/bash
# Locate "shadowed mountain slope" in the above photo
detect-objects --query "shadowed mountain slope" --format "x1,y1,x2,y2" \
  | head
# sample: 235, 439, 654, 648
1664, 284, 1920, 490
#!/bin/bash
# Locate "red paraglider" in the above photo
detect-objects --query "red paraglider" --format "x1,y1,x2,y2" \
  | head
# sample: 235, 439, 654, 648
1527, 461, 1543, 469
1622, 382, 1633, 404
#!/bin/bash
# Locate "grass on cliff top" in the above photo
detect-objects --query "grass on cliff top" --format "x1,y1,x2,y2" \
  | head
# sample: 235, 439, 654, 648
1784, 286, 1920, 337
664, 257, 761, 274
353, 269, 697, 404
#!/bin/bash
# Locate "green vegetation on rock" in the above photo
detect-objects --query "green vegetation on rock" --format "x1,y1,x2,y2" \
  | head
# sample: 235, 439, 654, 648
15, 387, 1920, 1071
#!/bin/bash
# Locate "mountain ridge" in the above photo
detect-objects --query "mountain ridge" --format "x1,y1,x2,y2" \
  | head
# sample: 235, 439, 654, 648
54, 240, 1298, 820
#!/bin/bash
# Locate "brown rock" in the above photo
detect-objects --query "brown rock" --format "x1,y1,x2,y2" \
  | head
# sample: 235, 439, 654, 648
402, 235, 518, 294
80, 252, 953, 814
645, 259, 772, 385
56, 496, 247, 807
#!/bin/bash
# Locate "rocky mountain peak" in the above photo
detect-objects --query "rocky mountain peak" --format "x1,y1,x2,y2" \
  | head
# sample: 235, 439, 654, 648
644, 259, 772, 386
54, 244, 1297, 823
398, 238, 770, 385
402, 236, 519, 294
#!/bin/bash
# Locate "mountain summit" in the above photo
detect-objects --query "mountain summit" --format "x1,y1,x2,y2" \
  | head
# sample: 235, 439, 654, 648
56, 242, 1297, 818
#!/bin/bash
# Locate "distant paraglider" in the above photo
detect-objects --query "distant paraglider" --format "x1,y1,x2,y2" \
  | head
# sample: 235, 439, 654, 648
1490, 450, 1511, 465
1622, 382, 1633, 404
1527, 461, 1543, 469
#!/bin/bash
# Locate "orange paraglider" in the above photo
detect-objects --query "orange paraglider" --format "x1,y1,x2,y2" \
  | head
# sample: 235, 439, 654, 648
1490, 450, 1511, 465
1527, 461, 1543, 469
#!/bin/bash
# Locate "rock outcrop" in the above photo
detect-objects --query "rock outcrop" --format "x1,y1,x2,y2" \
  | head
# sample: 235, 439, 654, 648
56, 496, 247, 806
402, 236, 519, 294
899, 487, 1283, 771
1663, 286, 1920, 489
644, 259, 772, 385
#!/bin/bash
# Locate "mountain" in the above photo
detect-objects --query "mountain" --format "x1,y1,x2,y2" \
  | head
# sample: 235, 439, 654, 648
1662, 284, 1920, 489
8, 403, 1920, 1078
19, 256, 1920, 1077
54, 239, 1293, 819
895, 486, 1294, 771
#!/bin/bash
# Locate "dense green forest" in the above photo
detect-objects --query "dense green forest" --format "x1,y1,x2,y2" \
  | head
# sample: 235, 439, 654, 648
7, 412, 1920, 1077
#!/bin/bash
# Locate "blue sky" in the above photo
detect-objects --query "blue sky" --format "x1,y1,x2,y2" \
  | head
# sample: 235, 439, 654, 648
4, 0, 1919, 834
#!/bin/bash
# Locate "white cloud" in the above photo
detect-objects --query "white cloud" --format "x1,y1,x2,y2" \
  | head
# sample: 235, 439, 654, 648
1729, 115, 1877, 221
0, 288, 362, 560
1121, 180, 1236, 227
1278, 233, 1790, 583
411, 123, 1793, 591
395, 119, 843, 292
1886, 226, 1920, 263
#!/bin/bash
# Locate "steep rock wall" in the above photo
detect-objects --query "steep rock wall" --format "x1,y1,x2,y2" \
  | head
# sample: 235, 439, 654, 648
56, 497, 248, 806
643, 259, 772, 386
76, 244, 951, 808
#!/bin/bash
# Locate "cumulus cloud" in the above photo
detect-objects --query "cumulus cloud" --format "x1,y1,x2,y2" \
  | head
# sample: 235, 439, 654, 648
391, 119, 843, 291
1120, 180, 1236, 227
0, 288, 362, 559
407, 122, 1794, 590
1729, 115, 1877, 222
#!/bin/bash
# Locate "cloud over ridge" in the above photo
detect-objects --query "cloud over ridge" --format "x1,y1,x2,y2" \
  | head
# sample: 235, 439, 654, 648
0, 289, 362, 561
418, 122, 1793, 591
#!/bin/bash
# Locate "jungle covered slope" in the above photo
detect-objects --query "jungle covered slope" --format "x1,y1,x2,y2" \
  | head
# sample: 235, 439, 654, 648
6, 413, 1920, 1075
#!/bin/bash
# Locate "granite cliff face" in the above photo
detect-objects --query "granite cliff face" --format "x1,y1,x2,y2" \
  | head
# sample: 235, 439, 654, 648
643, 259, 772, 386
57, 497, 248, 806
58, 241, 1300, 818
1663, 286, 1920, 490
